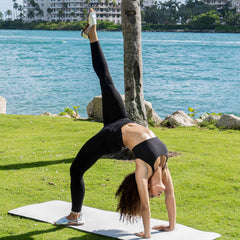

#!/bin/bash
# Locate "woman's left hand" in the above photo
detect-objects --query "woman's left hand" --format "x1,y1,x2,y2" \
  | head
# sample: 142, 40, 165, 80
152, 225, 174, 231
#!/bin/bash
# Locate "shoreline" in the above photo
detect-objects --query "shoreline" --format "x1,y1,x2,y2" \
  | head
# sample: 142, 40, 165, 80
1, 28, 240, 34
1, 20, 240, 34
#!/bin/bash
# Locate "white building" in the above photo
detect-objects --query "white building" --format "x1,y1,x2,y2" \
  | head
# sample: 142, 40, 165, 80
200, 0, 240, 12
231, 0, 240, 12
89, 0, 122, 24
50, 0, 87, 22
143, 0, 156, 7
23, 0, 123, 23
23, 0, 157, 23
201, 0, 229, 9
23, 0, 50, 21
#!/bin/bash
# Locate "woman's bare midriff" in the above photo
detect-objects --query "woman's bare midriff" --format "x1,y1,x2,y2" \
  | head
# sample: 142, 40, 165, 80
121, 123, 156, 150
121, 122, 163, 176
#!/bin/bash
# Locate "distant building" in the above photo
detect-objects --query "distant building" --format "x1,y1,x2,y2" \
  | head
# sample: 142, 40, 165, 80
200, 0, 229, 10
23, 0, 122, 23
231, 0, 240, 12
23, 0, 50, 21
50, 0, 88, 22
143, 0, 155, 7
200, 0, 240, 12
89, 0, 122, 24
23, 0, 157, 23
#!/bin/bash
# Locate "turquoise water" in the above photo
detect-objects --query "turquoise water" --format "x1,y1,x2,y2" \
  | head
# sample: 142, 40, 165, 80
1, 30, 240, 119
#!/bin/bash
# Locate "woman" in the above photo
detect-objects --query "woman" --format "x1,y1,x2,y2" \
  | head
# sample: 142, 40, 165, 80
55, 9, 176, 239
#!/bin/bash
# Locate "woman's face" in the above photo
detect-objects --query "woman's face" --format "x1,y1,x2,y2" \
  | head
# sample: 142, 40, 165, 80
148, 180, 165, 198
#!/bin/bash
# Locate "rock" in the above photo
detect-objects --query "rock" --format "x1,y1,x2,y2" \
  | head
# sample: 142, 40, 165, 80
195, 118, 203, 124
41, 112, 60, 117
87, 95, 104, 122
0, 96, 6, 114
144, 101, 162, 126
162, 111, 197, 127
203, 115, 221, 122
199, 112, 210, 120
87, 95, 162, 125
60, 114, 71, 119
41, 112, 53, 116
216, 114, 240, 129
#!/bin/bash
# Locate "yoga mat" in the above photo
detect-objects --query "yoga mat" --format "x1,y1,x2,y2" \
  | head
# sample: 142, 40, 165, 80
8, 200, 221, 240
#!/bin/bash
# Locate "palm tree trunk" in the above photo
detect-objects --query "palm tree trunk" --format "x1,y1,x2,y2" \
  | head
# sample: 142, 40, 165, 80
121, 0, 147, 126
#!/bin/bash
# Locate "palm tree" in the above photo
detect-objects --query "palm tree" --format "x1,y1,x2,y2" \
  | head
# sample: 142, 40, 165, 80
62, 1, 68, 21
27, 10, 35, 20
37, 9, 44, 20
178, 4, 191, 24
82, 8, 88, 20
18, 5, 24, 20
28, 0, 36, 8
0, 12, 3, 21
112, 0, 117, 7
47, 8, 53, 21
121, 0, 147, 126
57, 10, 64, 21
12, 0, 18, 19
5, 9, 12, 20
70, 11, 76, 21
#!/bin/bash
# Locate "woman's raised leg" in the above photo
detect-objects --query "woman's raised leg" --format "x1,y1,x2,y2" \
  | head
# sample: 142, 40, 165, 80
88, 16, 129, 126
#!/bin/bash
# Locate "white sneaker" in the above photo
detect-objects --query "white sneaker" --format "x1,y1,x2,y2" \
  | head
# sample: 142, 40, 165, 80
54, 215, 84, 226
81, 8, 97, 39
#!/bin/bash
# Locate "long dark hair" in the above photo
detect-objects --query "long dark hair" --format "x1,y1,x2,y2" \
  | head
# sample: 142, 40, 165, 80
115, 172, 141, 222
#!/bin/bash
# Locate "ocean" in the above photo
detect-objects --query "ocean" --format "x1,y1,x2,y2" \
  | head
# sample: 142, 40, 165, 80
1, 30, 240, 119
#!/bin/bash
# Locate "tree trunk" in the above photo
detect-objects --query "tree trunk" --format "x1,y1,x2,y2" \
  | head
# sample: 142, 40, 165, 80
121, 0, 148, 127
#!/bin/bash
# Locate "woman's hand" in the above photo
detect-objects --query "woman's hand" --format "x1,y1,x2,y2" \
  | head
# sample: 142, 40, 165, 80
135, 231, 151, 239
152, 225, 174, 231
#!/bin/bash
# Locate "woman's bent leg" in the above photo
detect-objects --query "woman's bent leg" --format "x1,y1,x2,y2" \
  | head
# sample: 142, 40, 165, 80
90, 41, 128, 126
70, 130, 108, 212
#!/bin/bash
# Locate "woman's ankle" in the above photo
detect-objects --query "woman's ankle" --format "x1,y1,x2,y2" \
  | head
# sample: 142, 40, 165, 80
89, 25, 98, 43
67, 211, 81, 220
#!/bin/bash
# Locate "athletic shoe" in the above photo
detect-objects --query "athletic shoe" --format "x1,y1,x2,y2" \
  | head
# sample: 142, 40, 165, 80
54, 215, 84, 225
81, 9, 97, 39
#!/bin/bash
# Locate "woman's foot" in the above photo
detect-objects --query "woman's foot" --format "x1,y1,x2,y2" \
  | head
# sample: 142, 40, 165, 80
54, 212, 84, 226
81, 8, 97, 39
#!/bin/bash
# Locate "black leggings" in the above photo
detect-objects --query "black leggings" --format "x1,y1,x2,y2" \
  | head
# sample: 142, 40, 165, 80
70, 41, 131, 212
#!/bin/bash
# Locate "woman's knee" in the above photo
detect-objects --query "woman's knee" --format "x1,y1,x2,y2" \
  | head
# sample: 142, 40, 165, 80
70, 161, 85, 178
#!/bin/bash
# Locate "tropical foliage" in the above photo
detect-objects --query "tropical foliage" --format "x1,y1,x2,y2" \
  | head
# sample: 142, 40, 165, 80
142, 0, 240, 31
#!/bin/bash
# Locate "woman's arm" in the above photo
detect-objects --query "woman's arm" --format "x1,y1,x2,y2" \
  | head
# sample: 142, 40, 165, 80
153, 166, 176, 231
135, 160, 151, 239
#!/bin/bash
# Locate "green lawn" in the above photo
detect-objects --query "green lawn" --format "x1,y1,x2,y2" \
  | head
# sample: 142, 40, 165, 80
0, 114, 239, 240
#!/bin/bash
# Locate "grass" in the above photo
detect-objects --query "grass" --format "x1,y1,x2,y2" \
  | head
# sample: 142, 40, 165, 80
0, 114, 239, 240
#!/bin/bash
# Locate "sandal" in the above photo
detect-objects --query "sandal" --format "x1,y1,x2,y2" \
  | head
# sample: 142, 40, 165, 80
81, 9, 97, 39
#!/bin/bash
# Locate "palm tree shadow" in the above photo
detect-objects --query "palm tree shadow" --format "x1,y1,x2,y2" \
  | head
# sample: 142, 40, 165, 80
0, 158, 74, 171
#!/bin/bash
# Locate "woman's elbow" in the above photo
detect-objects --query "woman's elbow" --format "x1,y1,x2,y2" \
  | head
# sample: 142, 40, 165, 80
141, 202, 150, 212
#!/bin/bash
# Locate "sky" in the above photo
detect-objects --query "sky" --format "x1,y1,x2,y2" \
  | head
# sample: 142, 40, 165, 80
0, 0, 23, 14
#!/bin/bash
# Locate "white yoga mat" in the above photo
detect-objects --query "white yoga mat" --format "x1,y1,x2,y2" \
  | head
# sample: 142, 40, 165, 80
8, 200, 221, 240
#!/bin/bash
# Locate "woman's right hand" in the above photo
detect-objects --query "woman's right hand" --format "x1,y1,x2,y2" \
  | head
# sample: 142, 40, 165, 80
135, 231, 151, 239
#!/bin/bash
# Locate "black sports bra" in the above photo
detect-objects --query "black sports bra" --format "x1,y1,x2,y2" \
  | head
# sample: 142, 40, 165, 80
132, 137, 168, 173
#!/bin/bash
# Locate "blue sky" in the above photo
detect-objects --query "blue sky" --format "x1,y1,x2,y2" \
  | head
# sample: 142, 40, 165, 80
0, 0, 23, 14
